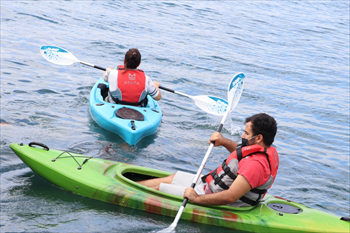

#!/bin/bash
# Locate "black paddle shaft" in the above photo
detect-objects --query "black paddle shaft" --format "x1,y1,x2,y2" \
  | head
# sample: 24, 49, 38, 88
94, 65, 107, 71
182, 182, 196, 207
159, 86, 175, 93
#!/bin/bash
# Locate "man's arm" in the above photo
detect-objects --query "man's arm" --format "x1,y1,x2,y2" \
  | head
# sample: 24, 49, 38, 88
184, 175, 251, 205
209, 132, 239, 153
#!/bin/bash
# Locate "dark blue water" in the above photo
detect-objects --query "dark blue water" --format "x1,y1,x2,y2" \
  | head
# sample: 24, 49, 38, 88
1, 1, 349, 232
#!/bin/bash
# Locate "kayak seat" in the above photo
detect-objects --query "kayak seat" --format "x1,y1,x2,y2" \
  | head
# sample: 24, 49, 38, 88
97, 83, 109, 100
116, 107, 144, 121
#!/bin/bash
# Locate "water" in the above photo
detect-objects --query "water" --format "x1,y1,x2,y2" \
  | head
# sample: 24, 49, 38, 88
1, 1, 349, 232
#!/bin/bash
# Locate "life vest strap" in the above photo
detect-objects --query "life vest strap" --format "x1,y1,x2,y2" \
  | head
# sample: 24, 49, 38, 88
211, 170, 230, 190
110, 94, 148, 107
239, 194, 261, 206
201, 173, 209, 183
222, 159, 238, 180
117, 66, 144, 73
250, 188, 267, 195
237, 146, 243, 161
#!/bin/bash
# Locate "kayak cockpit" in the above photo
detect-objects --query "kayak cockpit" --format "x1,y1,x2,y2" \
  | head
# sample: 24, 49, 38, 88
123, 172, 158, 182
115, 165, 259, 211
117, 165, 171, 184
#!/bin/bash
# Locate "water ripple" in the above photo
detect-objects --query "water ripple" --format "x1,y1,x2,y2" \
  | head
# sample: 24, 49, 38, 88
0, 1, 349, 232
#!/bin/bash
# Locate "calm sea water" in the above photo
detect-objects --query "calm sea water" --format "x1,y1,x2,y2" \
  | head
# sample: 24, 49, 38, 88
1, 1, 349, 232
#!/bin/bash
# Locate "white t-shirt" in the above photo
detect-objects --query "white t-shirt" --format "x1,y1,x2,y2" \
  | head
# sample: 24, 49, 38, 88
103, 69, 159, 103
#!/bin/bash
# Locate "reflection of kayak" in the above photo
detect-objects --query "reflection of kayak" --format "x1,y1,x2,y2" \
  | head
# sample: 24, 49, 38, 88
10, 142, 349, 233
89, 78, 162, 145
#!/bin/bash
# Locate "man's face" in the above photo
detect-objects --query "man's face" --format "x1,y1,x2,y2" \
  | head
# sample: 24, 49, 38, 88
242, 122, 256, 146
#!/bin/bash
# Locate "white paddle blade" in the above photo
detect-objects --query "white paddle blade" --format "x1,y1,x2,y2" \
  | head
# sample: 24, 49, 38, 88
40, 46, 79, 65
157, 224, 175, 233
227, 73, 245, 111
192, 95, 228, 116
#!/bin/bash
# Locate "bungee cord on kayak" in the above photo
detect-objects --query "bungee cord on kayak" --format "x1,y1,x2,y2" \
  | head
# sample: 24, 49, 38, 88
52, 151, 93, 170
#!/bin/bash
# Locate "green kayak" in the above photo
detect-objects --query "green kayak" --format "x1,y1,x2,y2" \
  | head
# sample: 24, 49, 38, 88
10, 142, 349, 233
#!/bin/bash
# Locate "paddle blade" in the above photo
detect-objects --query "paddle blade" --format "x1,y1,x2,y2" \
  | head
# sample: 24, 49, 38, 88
192, 95, 228, 116
227, 72, 245, 111
157, 225, 175, 233
40, 46, 79, 65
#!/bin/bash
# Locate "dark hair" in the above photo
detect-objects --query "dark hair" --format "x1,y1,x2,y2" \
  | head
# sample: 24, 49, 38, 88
124, 48, 141, 69
245, 113, 277, 146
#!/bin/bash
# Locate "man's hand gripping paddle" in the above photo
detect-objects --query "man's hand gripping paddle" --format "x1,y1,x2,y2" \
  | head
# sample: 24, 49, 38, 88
40, 45, 229, 116
158, 72, 245, 233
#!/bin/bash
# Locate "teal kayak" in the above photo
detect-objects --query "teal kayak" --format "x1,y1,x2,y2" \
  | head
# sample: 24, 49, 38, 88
10, 142, 350, 232
89, 78, 162, 145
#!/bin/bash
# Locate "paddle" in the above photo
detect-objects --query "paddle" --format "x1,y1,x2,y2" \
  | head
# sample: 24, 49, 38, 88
40, 45, 229, 116
158, 72, 245, 233
40, 46, 106, 70
159, 86, 228, 116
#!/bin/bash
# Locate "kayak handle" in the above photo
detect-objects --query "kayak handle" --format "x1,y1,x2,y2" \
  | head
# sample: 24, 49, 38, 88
131, 120, 136, 130
29, 142, 50, 151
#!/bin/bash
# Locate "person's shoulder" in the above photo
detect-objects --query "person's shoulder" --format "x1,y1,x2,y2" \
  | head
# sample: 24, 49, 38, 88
241, 153, 270, 168
249, 153, 270, 163
241, 155, 263, 163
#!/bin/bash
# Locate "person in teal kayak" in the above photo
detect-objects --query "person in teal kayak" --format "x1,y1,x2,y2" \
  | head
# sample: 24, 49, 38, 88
103, 48, 161, 106
138, 113, 279, 207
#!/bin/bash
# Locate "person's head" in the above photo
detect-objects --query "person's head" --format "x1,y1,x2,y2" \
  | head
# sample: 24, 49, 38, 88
242, 113, 277, 147
124, 48, 141, 69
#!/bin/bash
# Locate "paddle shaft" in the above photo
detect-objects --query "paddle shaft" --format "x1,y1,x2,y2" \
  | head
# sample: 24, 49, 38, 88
77, 63, 193, 106
81, 66, 180, 98
71, 60, 201, 104
76, 63, 186, 98
79, 61, 106, 71
167, 73, 245, 231
159, 86, 191, 99
169, 106, 229, 228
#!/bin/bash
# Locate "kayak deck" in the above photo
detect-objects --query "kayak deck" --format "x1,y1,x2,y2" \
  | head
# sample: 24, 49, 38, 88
10, 143, 350, 233
89, 78, 162, 145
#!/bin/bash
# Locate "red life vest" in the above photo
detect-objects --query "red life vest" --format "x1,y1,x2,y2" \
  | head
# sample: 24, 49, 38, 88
111, 65, 147, 106
202, 144, 279, 206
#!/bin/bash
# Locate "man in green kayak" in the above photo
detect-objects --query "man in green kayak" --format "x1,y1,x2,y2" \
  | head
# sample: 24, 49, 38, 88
103, 48, 162, 106
138, 113, 279, 207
